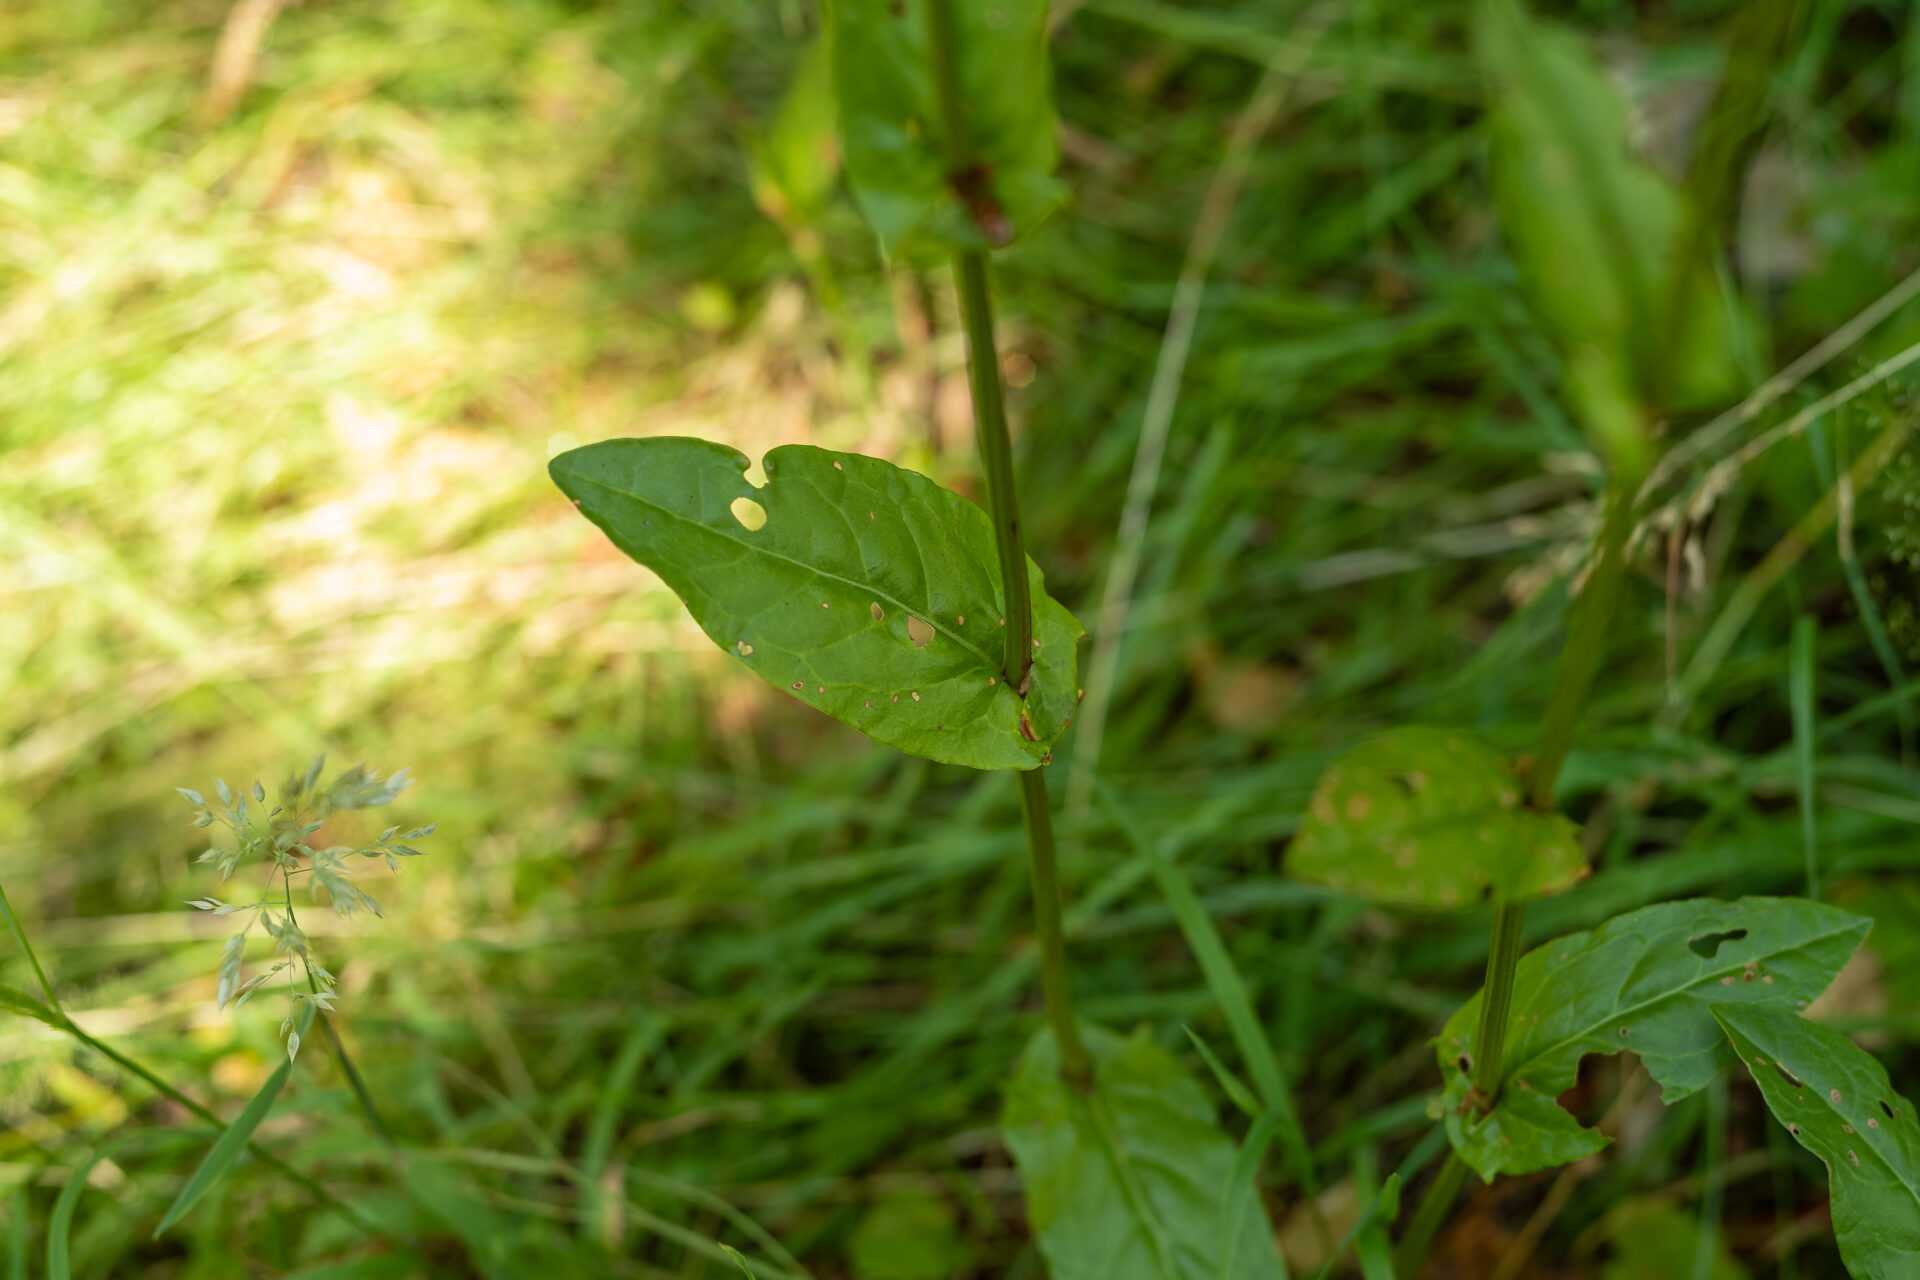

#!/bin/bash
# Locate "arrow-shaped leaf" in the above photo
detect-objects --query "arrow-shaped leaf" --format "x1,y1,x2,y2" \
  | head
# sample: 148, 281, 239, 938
1437, 896, 1869, 1179
551, 438, 1083, 771
1717, 1004, 1920, 1278
1289, 727, 1587, 909
1003, 1023, 1285, 1279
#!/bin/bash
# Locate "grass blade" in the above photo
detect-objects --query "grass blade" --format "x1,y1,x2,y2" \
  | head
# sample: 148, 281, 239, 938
1184, 1026, 1264, 1120
1219, 1110, 1296, 1280
1790, 615, 1818, 899
154, 1005, 312, 1237
48, 1145, 120, 1280
8, 1185, 26, 1280
721, 1244, 760, 1278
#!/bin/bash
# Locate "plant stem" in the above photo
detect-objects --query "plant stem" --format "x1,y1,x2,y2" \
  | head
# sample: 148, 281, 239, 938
1470, 900, 1527, 1104
1018, 768, 1089, 1086
1401, 469, 1644, 1275
955, 250, 1036, 686
926, 0, 1086, 1084
956, 251, 1087, 1084
284, 861, 397, 1148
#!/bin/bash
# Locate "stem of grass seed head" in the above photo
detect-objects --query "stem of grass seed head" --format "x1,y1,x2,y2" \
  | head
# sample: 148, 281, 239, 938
926, 0, 1089, 1088
283, 844, 399, 1151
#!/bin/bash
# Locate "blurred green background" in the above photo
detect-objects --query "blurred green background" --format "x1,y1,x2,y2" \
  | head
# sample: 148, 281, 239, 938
4, 0, 1920, 1275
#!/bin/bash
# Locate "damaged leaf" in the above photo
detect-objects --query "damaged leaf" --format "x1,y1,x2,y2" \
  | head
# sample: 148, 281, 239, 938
551, 437, 1084, 771
1717, 1004, 1920, 1278
1288, 727, 1587, 909
1438, 896, 1870, 1180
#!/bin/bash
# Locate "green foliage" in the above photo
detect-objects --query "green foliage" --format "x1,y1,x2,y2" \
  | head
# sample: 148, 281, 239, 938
1599, 1205, 1748, 1280
1002, 1024, 1285, 1280
1477, 0, 1743, 430
1437, 897, 1869, 1179
1288, 728, 1587, 908
180, 758, 435, 1059
551, 437, 1084, 770
846, 1195, 970, 1279
1717, 1005, 1920, 1278
826, 0, 1063, 259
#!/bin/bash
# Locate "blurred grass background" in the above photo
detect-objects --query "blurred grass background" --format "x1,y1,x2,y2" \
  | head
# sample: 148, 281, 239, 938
4, 0, 1920, 1275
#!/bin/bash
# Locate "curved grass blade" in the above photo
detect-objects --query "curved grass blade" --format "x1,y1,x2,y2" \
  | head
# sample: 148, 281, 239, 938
1438, 897, 1869, 1179
1310, 1174, 1401, 1280
1290, 728, 1587, 909
1716, 1004, 1920, 1277
1219, 1111, 1296, 1280
48, 1143, 123, 1280
720, 1244, 760, 1278
552, 438, 1084, 771
154, 1005, 313, 1237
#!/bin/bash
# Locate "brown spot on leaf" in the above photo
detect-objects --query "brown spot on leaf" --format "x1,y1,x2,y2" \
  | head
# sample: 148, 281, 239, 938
907, 615, 935, 648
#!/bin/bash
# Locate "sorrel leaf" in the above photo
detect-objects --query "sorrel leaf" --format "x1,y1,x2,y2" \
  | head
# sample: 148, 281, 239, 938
551, 438, 1083, 771
1003, 1024, 1285, 1279
1288, 728, 1586, 908
1438, 897, 1869, 1179
1717, 1004, 1920, 1278
826, 0, 1063, 260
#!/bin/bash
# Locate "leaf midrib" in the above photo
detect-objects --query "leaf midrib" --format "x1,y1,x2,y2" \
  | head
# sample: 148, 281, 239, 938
573, 470, 1011, 679
1503, 919, 1867, 1085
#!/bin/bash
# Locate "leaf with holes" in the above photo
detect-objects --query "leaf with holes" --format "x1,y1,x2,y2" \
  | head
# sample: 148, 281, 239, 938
1287, 728, 1587, 909
1436, 897, 1870, 1180
551, 438, 1083, 771
1717, 1004, 1920, 1278
826, 0, 1063, 260
1003, 1023, 1284, 1279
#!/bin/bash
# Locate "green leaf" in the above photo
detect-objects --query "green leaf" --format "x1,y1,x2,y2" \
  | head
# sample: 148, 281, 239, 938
551, 438, 1084, 771
747, 36, 840, 228
1477, 0, 1742, 419
0, 983, 61, 1027
1288, 728, 1587, 909
154, 1004, 313, 1237
826, 0, 1063, 260
720, 1245, 760, 1279
847, 1194, 970, 1280
1716, 1004, 1920, 1278
1003, 1023, 1285, 1279
1437, 897, 1870, 1180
